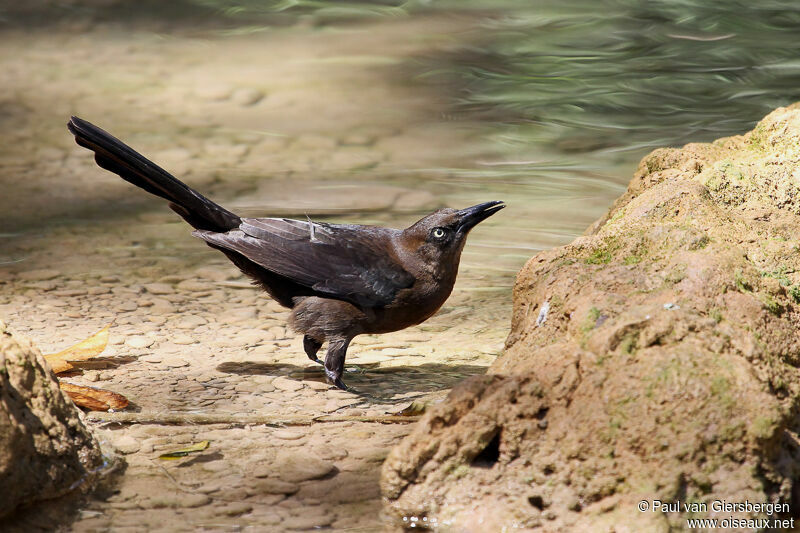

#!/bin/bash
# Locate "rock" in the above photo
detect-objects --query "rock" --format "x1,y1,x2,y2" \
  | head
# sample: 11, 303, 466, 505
126, 335, 154, 349
252, 477, 300, 495
88, 286, 111, 295
172, 334, 196, 345
52, 288, 87, 297
231, 87, 264, 107
304, 380, 330, 391
0, 320, 102, 518
17, 269, 59, 281
235, 381, 274, 394
267, 326, 286, 339
282, 511, 333, 530
113, 435, 141, 455
175, 315, 207, 329
272, 429, 304, 441
143, 283, 173, 295
116, 301, 138, 312
176, 279, 209, 292
381, 104, 800, 531
215, 502, 252, 517
176, 493, 211, 508
148, 298, 175, 314
194, 267, 235, 281
201, 460, 230, 473
272, 377, 304, 392
275, 451, 335, 483
249, 344, 278, 356
236, 328, 271, 345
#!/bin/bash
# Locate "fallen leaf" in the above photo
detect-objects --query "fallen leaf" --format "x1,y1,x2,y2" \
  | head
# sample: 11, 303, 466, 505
395, 400, 430, 416
44, 324, 111, 373
159, 441, 210, 460
61, 389, 110, 411
60, 382, 129, 411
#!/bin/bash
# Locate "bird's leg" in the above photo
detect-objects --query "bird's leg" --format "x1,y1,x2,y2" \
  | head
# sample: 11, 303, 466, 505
303, 335, 324, 365
324, 337, 352, 391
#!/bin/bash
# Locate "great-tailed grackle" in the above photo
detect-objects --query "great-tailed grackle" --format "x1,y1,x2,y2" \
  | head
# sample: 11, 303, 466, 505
67, 117, 504, 390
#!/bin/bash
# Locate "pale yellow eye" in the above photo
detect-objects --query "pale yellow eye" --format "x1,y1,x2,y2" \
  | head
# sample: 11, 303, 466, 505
432, 227, 447, 239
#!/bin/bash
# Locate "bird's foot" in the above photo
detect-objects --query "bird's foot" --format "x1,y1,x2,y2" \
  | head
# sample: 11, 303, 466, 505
325, 368, 348, 391
311, 357, 324, 366
303, 335, 324, 364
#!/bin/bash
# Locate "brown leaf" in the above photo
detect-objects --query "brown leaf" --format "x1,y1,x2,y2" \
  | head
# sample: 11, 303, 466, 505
44, 324, 111, 374
62, 389, 110, 411
60, 382, 129, 411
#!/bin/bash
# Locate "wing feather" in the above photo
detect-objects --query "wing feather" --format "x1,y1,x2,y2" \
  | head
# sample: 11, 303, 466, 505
193, 218, 414, 307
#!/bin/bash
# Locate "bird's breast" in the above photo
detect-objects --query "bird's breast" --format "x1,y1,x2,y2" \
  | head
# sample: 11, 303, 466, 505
363, 276, 455, 334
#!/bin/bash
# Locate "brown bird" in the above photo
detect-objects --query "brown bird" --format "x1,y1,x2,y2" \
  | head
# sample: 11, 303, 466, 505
67, 117, 504, 390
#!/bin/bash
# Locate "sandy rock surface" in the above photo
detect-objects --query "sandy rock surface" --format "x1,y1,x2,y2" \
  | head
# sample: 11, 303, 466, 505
382, 105, 800, 529
0, 320, 101, 519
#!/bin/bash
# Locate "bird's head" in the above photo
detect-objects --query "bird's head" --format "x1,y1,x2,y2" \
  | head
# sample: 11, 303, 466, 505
400, 201, 505, 279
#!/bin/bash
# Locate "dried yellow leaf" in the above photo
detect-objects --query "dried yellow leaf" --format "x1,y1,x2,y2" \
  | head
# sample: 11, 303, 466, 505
44, 324, 111, 374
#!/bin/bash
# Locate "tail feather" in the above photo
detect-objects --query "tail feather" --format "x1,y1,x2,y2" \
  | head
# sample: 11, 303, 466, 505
67, 116, 240, 232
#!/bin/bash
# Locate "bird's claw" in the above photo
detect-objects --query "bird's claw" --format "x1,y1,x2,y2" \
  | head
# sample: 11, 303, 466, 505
325, 369, 348, 391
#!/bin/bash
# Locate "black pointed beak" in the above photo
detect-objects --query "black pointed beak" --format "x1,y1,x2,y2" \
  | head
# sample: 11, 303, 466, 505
456, 201, 505, 232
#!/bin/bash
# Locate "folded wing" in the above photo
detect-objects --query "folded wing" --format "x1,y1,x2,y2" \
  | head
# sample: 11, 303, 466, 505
193, 218, 415, 308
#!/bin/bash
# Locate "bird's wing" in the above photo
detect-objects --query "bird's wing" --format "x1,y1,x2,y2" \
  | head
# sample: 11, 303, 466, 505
193, 217, 415, 308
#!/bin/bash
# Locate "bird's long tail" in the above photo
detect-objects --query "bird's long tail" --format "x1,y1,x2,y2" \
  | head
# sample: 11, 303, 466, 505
67, 116, 240, 232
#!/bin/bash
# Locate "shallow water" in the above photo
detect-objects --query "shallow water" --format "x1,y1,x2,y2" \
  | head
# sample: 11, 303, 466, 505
1, 1, 798, 530
3, 2, 798, 283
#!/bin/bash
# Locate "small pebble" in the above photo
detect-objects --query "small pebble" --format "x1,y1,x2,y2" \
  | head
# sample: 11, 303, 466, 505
18, 269, 60, 281
173, 334, 196, 345
216, 502, 253, 517
114, 435, 140, 454
272, 429, 304, 441
275, 451, 335, 482
176, 315, 207, 329
232, 87, 264, 107
272, 377, 304, 392
127, 336, 154, 349
143, 283, 174, 295
177, 280, 210, 292
252, 478, 300, 495
177, 493, 211, 508
117, 301, 138, 312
